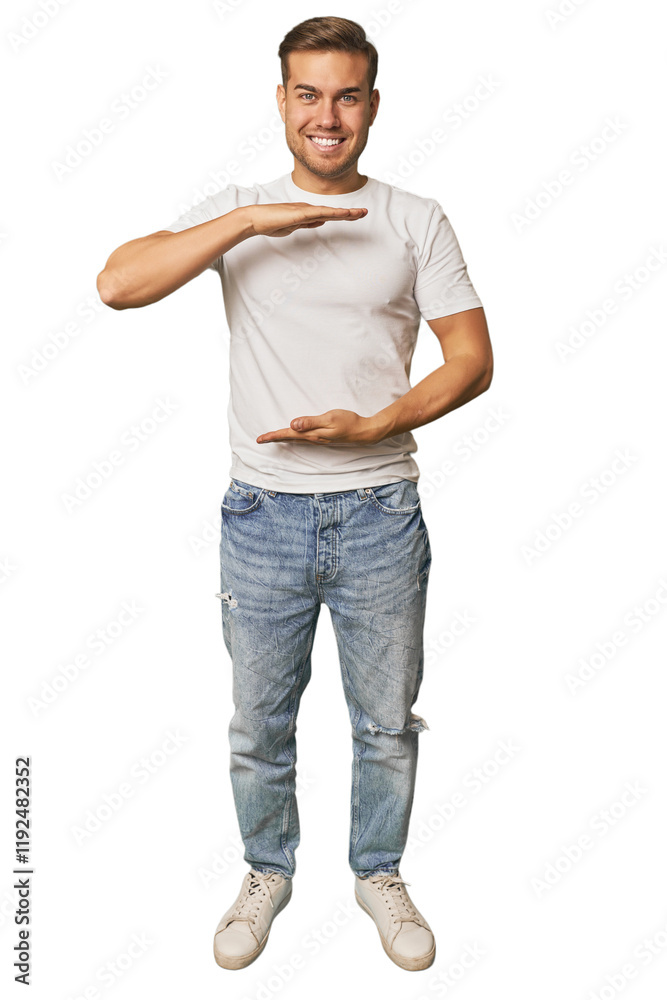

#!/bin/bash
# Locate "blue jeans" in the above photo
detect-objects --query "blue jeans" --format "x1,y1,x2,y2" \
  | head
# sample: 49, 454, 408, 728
217, 477, 432, 880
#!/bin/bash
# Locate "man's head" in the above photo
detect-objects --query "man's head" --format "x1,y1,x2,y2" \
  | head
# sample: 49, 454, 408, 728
277, 16, 380, 182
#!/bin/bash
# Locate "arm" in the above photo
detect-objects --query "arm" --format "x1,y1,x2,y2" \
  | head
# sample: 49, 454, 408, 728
256, 306, 493, 446
367, 306, 493, 441
96, 209, 254, 310
96, 203, 368, 310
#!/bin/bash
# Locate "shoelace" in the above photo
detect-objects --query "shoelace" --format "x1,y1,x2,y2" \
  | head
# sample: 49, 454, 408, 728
367, 873, 429, 927
228, 870, 280, 924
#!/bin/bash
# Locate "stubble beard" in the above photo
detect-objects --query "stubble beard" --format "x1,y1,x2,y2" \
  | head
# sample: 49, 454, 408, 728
284, 120, 370, 181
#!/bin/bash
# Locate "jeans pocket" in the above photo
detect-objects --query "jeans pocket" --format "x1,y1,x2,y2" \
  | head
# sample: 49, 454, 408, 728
366, 479, 421, 514
221, 479, 266, 515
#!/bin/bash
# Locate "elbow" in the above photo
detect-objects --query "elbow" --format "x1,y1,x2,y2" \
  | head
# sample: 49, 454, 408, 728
97, 270, 120, 309
96, 269, 129, 310
476, 357, 494, 394
482, 346, 494, 390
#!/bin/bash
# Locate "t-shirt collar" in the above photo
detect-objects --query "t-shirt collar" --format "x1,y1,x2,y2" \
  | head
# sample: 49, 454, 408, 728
283, 171, 374, 201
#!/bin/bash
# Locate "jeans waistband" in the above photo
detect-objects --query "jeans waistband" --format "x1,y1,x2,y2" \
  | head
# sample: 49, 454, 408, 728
228, 478, 415, 500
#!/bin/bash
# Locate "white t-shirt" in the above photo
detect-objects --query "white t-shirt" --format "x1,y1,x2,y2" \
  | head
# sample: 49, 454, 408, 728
164, 171, 483, 493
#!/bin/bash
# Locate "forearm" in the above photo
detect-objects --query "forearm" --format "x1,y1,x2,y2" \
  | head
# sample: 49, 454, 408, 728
368, 354, 492, 441
96, 206, 255, 310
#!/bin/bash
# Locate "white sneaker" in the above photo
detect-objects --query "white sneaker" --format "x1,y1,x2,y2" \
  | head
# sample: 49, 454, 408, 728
355, 871, 435, 970
213, 868, 292, 970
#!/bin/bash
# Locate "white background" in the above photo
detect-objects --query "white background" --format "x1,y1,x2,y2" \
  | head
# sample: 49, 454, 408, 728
3, 0, 667, 997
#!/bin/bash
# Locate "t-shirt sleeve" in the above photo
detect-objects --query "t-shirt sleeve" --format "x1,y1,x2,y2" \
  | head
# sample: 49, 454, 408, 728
161, 186, 240, 272
413, 200, 483, 320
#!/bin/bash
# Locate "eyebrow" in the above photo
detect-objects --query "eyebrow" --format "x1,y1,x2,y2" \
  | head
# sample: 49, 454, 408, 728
293, 84, 362, 95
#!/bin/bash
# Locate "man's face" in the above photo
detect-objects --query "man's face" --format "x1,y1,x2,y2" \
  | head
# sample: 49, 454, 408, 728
277, 49, 379, 180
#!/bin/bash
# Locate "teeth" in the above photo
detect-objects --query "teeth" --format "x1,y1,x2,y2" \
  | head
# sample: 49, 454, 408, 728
310, 137, 344, 146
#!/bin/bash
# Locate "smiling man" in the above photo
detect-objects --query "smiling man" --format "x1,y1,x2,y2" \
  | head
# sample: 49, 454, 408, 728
97, 15, 492, 974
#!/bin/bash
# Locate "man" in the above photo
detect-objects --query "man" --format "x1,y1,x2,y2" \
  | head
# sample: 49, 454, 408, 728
97, 15, 492, 974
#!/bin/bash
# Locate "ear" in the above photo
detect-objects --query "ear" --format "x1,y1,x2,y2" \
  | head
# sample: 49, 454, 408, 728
369, 89, 380, 126
276, 84, 286, 122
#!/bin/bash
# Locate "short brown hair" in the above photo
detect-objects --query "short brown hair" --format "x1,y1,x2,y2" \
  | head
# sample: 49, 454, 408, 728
278, 16, 378, 95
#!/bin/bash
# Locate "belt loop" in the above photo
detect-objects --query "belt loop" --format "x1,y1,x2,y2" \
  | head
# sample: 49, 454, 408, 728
356, 487, 367, 500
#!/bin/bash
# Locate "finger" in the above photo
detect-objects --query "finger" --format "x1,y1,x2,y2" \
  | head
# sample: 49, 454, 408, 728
257, 431, 333, 444
256, 428, 291, 443
302, 207, 368, 222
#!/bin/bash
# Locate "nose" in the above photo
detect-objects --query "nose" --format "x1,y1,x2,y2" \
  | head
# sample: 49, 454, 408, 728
314, 100, 341, 129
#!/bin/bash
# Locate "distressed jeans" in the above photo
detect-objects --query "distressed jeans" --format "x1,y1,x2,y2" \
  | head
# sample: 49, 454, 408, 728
217, 477, 432, 880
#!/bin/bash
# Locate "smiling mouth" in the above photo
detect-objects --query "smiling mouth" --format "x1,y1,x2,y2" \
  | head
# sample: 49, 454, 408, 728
307, 136, 347, 150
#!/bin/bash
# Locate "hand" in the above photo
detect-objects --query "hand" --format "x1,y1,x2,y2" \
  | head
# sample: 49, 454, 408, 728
256, 409, 379, 446
247, 202, 367, 238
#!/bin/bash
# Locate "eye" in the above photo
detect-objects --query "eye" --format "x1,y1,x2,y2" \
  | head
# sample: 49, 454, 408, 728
341, 95, 356, 102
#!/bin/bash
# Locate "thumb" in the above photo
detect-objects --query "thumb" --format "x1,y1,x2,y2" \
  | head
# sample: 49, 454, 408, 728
291, 416, 312, 431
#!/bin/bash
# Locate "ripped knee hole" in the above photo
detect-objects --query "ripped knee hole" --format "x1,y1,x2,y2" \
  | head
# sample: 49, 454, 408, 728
367, 712, 429, 735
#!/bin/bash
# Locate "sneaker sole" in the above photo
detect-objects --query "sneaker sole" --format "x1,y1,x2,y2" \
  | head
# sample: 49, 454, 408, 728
354, 889, 436, 971
214, 883, 292, 970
